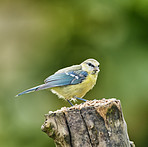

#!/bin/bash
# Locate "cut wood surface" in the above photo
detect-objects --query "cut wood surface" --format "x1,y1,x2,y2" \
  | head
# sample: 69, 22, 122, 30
41, 98, 135, 147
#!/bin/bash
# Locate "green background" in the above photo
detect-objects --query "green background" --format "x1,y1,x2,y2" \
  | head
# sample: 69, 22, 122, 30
0, 0, 148, 146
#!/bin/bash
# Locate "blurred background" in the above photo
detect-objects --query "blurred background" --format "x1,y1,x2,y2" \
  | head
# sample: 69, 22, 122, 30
0, 0, 148, 146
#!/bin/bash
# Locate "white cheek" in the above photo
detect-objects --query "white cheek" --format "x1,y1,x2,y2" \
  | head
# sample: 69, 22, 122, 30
87, 66, 93, 72
82, 64, 93, 72
91, 67, 94, 71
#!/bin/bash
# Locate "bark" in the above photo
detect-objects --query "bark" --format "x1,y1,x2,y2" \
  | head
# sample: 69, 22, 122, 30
41, 98, 135, 147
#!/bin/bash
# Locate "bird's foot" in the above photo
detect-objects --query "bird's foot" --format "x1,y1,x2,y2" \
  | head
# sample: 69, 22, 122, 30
67, 100, 74, 106
74, 96, 87, 102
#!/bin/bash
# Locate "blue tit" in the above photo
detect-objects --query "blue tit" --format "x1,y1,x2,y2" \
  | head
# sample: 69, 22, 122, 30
16, 58, 100, 106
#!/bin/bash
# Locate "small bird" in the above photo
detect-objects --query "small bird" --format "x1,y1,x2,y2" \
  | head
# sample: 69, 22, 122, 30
16, 59, 100, 106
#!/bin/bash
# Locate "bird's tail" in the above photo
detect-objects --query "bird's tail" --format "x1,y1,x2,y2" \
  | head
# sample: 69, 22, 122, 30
16, 83, 50, 97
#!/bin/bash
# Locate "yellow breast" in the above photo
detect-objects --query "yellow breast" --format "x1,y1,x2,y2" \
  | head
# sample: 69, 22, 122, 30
51, 74, 98, 100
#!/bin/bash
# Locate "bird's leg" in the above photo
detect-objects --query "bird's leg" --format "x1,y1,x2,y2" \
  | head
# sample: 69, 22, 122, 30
74, 96, 87, 102
67, 100, 73, 106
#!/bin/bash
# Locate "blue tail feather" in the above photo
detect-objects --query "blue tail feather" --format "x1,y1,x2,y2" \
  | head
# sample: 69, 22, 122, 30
16, 84, 44, 97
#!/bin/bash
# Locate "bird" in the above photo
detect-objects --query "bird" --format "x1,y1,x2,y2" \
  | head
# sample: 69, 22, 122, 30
16, 58, 100, 106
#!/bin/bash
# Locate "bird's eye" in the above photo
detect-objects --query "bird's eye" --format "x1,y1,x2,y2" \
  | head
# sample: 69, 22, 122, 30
98, 65, 100, 67
87, 63, 95, 68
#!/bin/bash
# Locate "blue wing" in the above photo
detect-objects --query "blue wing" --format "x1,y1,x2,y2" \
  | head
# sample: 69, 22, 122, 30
16, 70, 88, 96
37, 70, 88, 91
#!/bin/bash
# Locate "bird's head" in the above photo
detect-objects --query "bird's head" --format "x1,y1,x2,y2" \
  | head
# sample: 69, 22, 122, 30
81, 59, 100, 75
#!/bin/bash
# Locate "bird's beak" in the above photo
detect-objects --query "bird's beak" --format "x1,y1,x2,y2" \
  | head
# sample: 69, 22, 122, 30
92, 67, 100, 74
95, 66, 100, 71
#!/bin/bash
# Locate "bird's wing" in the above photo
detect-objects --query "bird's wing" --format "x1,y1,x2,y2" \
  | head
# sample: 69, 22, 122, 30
44, 70, 88, 85
44, 64, 82, 83
36, 68, 88, 91
16, 70, 88, 96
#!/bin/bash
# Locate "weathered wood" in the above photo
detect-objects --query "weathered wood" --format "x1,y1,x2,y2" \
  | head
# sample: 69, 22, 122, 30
41, 98, 135, 147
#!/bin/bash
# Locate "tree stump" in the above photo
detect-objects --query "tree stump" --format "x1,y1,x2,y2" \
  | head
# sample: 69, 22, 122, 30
41, 98, 135, 147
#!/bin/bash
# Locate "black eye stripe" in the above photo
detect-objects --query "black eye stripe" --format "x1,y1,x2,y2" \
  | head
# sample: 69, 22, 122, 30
87, 62, 95, 68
